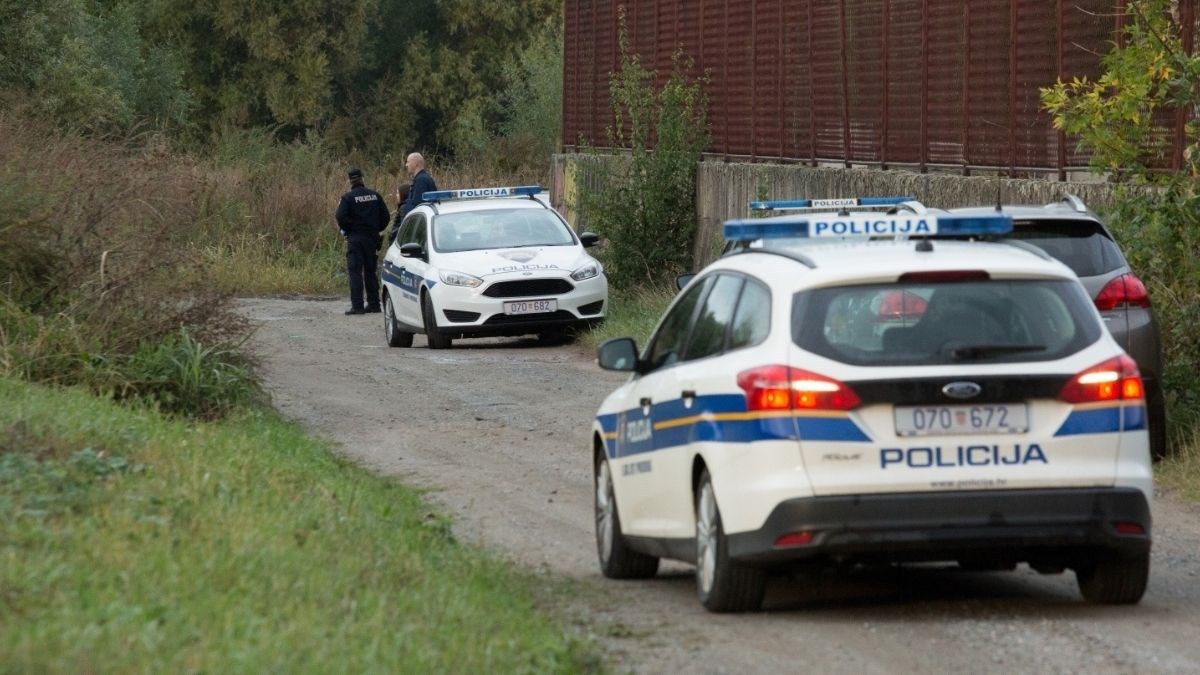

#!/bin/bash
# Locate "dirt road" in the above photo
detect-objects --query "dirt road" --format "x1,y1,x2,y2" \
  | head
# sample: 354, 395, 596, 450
242, 297, 1200, 674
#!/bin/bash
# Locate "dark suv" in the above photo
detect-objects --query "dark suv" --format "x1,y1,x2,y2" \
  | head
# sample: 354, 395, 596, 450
945, 195, 1167, 459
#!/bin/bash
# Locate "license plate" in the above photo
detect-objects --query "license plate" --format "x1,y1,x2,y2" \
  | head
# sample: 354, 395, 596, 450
503, 299, 557, 315
895, 404, 1028, 436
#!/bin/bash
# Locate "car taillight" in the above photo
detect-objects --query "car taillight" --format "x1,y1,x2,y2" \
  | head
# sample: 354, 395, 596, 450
737, 365, 862, 411
1094, 273, 1151, 310
1058, 355, 1144, 403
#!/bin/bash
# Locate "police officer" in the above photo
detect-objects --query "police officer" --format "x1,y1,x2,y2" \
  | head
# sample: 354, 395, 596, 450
335, 167, 390, 315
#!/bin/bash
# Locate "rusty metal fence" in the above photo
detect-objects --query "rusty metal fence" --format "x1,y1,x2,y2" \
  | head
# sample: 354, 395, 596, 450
563, 0, 1195, 178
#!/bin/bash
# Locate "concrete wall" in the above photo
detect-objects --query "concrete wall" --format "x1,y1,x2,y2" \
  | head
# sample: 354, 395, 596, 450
549, 154, 1119, 268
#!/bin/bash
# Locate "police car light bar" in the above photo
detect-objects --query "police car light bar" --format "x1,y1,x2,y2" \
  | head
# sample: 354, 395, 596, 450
748, 196, 915, 211
422, 185, 542, 203
723, 213, 1014, 242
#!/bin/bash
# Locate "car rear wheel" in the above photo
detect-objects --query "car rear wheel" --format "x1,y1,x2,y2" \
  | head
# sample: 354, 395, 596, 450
695, 470, 766, 612
384, 296, 413, 348
421, 294, 452, 350
1075, 550, 1150, 604
594, 455, 659, 579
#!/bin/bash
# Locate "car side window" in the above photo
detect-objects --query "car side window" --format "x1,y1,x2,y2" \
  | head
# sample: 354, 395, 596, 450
728, 278, 771, 350
645, 276, 713, 372
398, 214, 422, 246
683, 274, 745, 361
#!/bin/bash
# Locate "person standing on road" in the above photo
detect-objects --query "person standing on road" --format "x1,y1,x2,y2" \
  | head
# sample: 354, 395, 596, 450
387, 180, 411, 246
397, 152, 437, 222
335, 167, 390, 315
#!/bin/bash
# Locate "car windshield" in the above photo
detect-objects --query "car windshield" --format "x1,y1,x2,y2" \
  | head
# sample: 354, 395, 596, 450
1006, 219, 1125, 278
792, 279, 1102, 366
432, 208, 574, 252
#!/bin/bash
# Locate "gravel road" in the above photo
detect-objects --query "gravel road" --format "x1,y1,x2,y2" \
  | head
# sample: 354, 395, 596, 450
242, 297, 1200, 674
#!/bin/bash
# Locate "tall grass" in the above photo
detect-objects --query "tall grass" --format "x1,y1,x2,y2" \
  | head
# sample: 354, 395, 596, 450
0, 377, 599, 672
580, 284, 677, 351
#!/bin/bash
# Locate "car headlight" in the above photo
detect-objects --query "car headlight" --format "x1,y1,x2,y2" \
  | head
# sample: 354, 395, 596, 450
571, 262, 601, 281
439, 269, 483, 288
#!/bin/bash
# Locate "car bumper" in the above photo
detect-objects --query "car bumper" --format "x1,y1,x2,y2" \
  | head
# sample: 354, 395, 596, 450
431, 274, 607, 337
726, 487, 1151, 565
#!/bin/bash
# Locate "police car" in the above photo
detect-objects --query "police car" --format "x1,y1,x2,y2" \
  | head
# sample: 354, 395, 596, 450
591, 208, 1152, 612
380, 186, 606, 348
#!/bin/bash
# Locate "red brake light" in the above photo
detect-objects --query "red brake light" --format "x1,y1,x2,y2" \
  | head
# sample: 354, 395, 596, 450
1059, 355, 1144, 403
1094, 273, 1151, 311
897, 270, 990, 283
737, 366, 862, 411
774, 531, 815, 548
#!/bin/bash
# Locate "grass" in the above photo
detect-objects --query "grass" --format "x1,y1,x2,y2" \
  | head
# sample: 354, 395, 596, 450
580, 284, 677, 351
1156, 429, 1200, 502
197, 235, 345, 297
0, 377, 600, 673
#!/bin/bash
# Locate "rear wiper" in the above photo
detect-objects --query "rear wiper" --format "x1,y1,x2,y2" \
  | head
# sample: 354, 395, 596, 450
949, 344, 1046, 360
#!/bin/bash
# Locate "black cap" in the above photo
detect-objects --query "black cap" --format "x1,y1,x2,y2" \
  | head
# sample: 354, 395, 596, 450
347, 167, 363, 181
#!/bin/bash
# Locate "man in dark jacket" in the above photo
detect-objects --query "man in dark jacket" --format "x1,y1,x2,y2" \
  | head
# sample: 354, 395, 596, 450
397, 152, 437, 220
335, 167, 390, 315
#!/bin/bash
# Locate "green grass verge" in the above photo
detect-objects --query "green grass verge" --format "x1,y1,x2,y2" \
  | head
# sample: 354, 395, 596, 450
0, 378, 599, 673
1156, 429, 1200, 503
581, 284, 677, 351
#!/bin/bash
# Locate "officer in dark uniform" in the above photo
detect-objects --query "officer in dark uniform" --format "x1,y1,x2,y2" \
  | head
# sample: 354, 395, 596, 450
335, 167, 390, 315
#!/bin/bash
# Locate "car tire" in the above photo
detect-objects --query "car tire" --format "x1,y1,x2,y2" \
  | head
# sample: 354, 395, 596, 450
1075, 550, 1150, 604
421, 294, 452, 350
1146, 382, 1168, 461
594, 454, 659, 579
695, 470, 766, 612
384, 296, 414, 348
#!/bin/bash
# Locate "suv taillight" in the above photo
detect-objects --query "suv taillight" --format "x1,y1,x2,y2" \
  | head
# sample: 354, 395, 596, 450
737, 365, 862, 411
1094, 273, 1151, 310
1059, 355, 1144, 403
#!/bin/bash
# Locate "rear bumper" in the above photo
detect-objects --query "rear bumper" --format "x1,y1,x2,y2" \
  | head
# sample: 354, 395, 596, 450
727, 487, 1151, 565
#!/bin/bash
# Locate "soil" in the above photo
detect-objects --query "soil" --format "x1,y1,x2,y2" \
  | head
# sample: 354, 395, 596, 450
242, 297, 1200, 674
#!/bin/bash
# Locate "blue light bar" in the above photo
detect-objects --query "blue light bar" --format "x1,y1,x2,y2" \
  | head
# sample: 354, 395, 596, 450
723, 213, 1013, 242
749, 196, 915, 211
423, 185, 543, 202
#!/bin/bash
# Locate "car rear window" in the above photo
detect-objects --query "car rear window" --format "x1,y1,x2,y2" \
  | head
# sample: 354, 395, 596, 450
1007, 220, 1125, 277
792, 279, 1102, 366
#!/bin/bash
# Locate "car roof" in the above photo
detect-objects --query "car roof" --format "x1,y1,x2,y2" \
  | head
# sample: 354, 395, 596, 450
421, 195, 552, 216
711, 238, 1077, 288
946, 204, 1102, 223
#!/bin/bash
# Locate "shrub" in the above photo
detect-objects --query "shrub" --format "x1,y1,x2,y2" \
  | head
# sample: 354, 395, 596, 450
577, 9, 710, 290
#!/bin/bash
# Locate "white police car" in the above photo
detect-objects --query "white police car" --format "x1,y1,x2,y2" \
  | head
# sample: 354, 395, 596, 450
380, 186, 606, 348
591, 209, 1152, 612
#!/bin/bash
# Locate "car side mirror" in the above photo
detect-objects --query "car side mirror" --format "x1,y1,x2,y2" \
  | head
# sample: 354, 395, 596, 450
399, 242, 425, 259
597, 337, 640, 372
675, 273, 696, 291
579, 231, 600, 248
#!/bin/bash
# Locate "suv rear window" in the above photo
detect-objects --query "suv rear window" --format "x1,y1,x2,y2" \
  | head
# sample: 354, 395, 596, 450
1008, 219, 1125, 277
792, 279, 1102, 366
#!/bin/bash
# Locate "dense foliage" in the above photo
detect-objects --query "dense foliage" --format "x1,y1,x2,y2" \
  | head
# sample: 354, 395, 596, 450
1042, 0, 1200, 435
0, 0, 563, 164
578, 10, 710, 289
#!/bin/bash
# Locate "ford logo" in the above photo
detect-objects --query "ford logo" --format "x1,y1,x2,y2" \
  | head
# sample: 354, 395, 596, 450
942, 381, 982, 400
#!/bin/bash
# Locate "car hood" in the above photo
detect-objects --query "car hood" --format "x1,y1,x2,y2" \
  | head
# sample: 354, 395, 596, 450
436, 246, 596, 279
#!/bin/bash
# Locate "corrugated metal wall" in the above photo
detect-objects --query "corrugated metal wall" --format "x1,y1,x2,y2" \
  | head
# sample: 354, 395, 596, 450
563, 0, 1193, 176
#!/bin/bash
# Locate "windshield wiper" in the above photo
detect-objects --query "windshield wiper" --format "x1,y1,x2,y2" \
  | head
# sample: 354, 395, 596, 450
949, 344, 1046, 361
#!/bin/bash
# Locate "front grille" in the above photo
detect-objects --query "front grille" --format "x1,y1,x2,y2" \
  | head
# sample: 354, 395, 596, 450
483, 279, 574, 298
443, 309, 481, 323
578, 300, 605, 316
483, 310, 577, 325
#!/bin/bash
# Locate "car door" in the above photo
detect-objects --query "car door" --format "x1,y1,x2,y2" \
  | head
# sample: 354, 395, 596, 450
615, 275, 712, 538
391, 213, 429, 326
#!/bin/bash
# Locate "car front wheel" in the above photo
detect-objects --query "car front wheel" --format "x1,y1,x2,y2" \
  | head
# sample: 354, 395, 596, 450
421, 294, 452, 350
695, 470, 766, 612
595, 455, 658, 579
